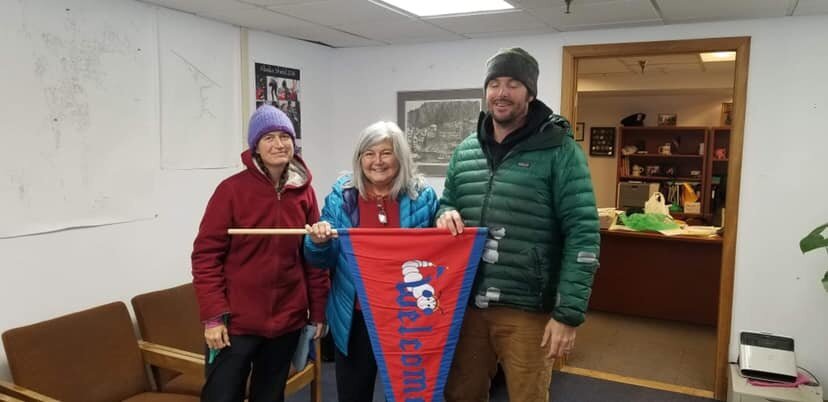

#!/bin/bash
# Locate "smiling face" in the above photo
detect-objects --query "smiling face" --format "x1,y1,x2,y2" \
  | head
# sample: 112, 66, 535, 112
256, 130, 294, 170
360, 139, 399, 191
486, 76, 534, 127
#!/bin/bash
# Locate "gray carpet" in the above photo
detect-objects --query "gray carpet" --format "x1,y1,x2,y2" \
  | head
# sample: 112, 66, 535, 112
286, 362, 717, 402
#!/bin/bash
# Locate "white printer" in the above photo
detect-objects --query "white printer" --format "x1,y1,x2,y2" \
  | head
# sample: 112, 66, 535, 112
728, 332, 822, 402
728, 364, 822, 402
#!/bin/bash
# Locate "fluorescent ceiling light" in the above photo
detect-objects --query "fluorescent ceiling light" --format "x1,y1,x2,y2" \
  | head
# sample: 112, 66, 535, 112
700, 51, 736, 62
375, 0, 514, 17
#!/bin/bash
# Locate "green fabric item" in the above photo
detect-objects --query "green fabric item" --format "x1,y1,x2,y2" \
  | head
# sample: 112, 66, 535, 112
438, 105, 600, 327
618, 213, 680, 231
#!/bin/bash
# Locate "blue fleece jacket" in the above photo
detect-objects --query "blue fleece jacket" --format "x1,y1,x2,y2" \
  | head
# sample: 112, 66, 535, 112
303, 175, 438, 355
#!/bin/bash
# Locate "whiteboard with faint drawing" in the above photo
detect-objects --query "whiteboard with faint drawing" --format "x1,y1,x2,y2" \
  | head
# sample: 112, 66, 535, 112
0, 0, 158, 238
158, 7, 242, 170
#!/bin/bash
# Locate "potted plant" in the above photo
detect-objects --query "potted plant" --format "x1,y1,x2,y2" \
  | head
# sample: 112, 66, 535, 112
799, 223, 828, 292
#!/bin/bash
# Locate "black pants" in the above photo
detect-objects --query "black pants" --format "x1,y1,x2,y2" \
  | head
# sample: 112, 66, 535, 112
335, 310, 378, 402
202, 331, 300, 402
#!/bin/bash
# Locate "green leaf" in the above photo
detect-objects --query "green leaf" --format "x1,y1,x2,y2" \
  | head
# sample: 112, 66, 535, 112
800, 223, 828, 253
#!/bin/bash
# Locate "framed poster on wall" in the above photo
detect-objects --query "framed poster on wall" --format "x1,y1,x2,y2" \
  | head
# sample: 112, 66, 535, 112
397, 88, 484, 176
254, 63, 301, 154
589, 127, 616, 157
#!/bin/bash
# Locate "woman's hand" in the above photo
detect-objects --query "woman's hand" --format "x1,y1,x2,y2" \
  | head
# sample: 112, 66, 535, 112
204, 324, 230, 350
436, 210, 465, 236
305, 221, 337, 244
313, 322, 327, 340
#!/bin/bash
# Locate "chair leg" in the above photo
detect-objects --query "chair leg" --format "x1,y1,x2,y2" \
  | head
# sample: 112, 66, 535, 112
311, 339, 322, 402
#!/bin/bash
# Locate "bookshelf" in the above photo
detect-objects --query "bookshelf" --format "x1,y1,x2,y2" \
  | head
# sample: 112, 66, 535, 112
616, 126, 711, 221
706, 127, 730, 225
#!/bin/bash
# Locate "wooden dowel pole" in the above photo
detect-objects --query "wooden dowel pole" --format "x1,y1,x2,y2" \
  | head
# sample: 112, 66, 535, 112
227, 228, 338, 235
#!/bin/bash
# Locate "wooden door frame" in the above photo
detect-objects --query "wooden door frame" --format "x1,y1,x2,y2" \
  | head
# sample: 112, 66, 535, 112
560, 36, 750, 401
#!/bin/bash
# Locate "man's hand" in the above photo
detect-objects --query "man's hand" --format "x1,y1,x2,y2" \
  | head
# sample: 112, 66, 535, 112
204, 324, 231, 350
540, 318, 576, 360
305, 221, 337, 244
436, 210, 465, 236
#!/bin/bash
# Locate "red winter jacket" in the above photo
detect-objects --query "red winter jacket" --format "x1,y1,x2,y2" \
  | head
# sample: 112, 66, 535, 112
192, 150, 329, 338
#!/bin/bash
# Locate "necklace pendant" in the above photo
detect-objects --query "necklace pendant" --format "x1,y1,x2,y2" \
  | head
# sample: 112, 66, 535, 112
378, 210, 388, 225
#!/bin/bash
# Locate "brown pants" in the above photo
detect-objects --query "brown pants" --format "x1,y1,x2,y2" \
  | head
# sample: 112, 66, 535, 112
445, 307, 554, 402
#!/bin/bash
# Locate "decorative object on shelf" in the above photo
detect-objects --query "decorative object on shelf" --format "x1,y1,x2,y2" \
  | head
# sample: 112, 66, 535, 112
657, 113, 677, 126
645, 165, 661, 176
690, 169, 702, 177
721, 102, 733, 126
698, 142, 705, 155
620, 113, 646, 127
658, 142, 672, 155
715, 148, 727, 160
589, 126, 616, 157
621, 145, 638, 155
684, 202, 701, 214
575, 122, 585, 141
396, 88, 484, 176
799, 222, 828, 292
631, 164, 644, 177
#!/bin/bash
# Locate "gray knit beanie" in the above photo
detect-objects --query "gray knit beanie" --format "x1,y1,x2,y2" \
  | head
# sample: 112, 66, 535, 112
484, 47, 539, 97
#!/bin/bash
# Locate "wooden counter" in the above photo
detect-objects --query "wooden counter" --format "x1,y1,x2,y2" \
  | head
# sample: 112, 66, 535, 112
589, 229, 722, 326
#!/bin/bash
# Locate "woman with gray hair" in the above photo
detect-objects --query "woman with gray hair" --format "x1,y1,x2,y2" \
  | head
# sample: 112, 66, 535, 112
303, 120, 438, 402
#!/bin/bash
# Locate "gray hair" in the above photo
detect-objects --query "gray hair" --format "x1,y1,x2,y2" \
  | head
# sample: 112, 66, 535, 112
345, 121, 425, 200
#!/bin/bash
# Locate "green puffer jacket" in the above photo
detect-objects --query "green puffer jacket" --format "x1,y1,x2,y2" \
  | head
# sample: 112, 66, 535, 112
438, 102, 600, 327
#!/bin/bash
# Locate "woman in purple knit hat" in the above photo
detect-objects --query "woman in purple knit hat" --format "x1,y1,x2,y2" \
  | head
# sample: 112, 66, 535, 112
192, 105, 329, 402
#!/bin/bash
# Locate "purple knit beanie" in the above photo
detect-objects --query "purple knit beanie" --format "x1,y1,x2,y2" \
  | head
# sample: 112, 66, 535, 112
247, 104, 296, 151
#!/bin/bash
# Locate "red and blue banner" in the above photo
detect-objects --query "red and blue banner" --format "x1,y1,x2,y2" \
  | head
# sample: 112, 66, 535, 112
338, 227, 488, 402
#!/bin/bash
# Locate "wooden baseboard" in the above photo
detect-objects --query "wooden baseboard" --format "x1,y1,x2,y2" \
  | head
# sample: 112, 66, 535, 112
559, 365, 715, 399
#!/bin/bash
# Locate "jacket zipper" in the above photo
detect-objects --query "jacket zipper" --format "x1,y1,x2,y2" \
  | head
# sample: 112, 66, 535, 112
480, 148, 518, 227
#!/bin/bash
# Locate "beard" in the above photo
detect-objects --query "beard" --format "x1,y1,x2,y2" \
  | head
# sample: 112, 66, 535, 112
490, 101, 529, 126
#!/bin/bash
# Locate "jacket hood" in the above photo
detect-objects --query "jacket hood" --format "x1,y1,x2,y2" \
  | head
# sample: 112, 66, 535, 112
240, 149, 312, 190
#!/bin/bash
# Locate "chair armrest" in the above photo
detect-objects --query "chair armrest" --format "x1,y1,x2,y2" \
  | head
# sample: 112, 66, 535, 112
138, 340, 204, 378
0, 380, 58, 402
286, 337, 323, 398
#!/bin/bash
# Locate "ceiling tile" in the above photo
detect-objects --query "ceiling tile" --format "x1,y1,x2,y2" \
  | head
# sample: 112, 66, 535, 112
239, 0, 317, 5
792, 0, 828, 16
656, 0, 789, 22
282, 24, 386, 47
532, 0, 661, 30
508, 0, 617, 10
619, 54, 700, 65
427, 10, 548, 35
464, 27, 557, 38
579, 58, 634, 74
337, 20, 464, 44
267, 0, 409, 26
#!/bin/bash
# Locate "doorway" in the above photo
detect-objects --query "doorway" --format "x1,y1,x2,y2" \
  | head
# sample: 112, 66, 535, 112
559, 37, 750, 401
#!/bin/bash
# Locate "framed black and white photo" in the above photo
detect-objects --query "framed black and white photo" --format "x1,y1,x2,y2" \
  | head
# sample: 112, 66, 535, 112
397, 89, 485, 176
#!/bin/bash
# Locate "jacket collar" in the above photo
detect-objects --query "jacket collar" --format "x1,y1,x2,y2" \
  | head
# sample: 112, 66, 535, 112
240, 150, 312, 190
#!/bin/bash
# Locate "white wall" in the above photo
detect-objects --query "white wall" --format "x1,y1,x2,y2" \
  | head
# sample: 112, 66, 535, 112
247, 30, 336, 197
0, 4, 332, 381
579, 94, 732, 207
331, 17, 828, 383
